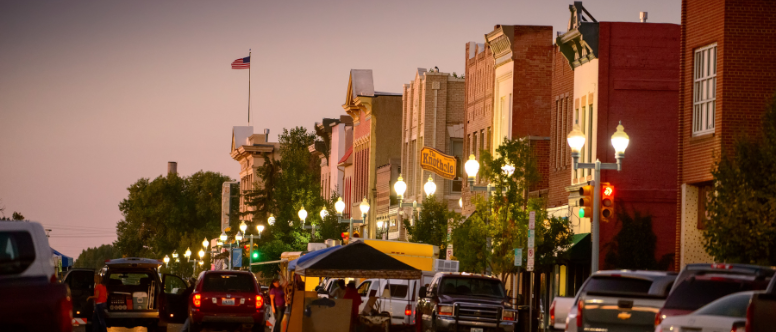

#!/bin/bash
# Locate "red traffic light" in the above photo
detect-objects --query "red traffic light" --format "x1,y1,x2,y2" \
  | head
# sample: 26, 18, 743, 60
602, 184, 614, 198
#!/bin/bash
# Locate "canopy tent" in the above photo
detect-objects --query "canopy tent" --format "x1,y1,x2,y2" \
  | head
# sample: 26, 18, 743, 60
295, 241, 421, 279
51, 248, 73, 268
287, 245, 341, 272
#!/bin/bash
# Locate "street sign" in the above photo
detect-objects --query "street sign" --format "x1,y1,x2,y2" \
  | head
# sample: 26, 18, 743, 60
527, 259, 534, 271
420, 147, 457, 180
527, 230, 535, 248
232, 248, 242, 268
446, 248, 453, 260
514, 248, 522, 266
529, 211, 536, 230
527, 248, 534, 259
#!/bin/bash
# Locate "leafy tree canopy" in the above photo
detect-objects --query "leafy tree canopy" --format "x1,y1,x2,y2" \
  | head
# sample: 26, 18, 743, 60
404, 194, 462, 258
74, 244, 120, 270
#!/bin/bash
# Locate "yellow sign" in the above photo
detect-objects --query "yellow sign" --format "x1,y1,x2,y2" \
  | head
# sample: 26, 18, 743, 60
420, 147, 457, 180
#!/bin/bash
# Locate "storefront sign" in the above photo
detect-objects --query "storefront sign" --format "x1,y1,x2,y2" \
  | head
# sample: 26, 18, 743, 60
419, 147, 457, 180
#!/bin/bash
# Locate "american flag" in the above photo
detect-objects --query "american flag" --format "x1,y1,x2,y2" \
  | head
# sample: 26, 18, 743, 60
231, 56, 250, 69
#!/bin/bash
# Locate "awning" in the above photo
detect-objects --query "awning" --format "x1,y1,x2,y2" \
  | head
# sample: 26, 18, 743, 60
51, 248, 73, 268
565, 233, 591, 262
287, 245, 341, 271
295, 242, 421, 280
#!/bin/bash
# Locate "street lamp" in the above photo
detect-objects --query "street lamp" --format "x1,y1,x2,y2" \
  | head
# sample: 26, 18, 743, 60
184, 247, 191, 259
239, 221, 247, 234
394, 175, 407, 198
235, 231, 243, 242
198, 249, 205, 259
172, 250, 178, 259
393, 174, 423, 231
256, 224, 264, 238
320, 207, 328, 219
163, 255, 170, 266
220, 231, 228, 243
567, 121, 630, 272
465, 155, 480, 181
502, 162, 515, 177
424, 176, 437, 198
298, 206, 308, 225
268, 214, 275, 226
459, 197, 462, 208
202, 237, 209, 249
334, 198, 346, 216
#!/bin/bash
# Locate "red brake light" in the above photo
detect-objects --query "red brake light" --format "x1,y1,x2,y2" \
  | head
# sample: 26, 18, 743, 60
59, 295, 73, 332
50, 274, 58, 283
550, 300, 556, 323
655, 309, 664, 326
577, 300, 584, 328
712, 263, 732, 269
745, 301, 753, 332
405, 304, 412, 316
193, 294, 201, 308
256, 295, 264, 309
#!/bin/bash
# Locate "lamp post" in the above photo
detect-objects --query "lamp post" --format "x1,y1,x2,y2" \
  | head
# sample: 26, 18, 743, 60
567, 121, 630, 272
393, 174, 428, 233
163, 255, 170, 267
334, 196, 369, 241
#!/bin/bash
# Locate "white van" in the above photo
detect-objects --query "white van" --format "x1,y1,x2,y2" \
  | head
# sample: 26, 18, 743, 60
357, 272, 437, 327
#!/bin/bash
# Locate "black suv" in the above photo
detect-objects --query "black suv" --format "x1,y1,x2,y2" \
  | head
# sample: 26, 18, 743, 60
64, 257, 191, 331
416, 272, 517, 332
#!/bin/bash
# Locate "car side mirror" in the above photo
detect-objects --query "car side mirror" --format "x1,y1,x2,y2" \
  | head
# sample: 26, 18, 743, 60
418, 287, 427, 298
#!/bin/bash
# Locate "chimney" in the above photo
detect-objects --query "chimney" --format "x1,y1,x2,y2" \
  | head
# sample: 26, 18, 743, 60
640, 12, 648, 22
264, 128, 270, 142
168, 161, 177, 175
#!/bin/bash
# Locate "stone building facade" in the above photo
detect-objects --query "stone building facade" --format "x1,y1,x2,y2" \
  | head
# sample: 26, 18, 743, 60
676, 0, 776, 268
310, 116, 353, 200
230, 127, 281, 222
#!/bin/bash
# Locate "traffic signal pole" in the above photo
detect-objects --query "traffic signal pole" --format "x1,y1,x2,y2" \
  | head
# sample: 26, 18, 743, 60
573, 158, 620, 273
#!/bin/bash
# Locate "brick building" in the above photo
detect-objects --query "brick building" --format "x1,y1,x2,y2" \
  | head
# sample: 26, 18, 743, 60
677, 0, 776, 268
230, 127, 281, 222
309, 116, 353, 200
342, 69, 403, 239
553, 2, 681, 275
397, 68, 466, 235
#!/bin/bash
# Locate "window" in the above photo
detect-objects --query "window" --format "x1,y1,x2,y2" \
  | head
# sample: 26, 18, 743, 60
438, 277, 506, 298
387, 284, 409, 298
450, 138, 463, 193
694, 292, 751, 318
473, 133, 478, 158
487, 127, 492, 153
663, 278, 767, 311
164, 275, 188, 295
357, 281, 372, 297
0, 231, 35, 276
479, 130, 485, 157
693, 43, 717, 135
202, 273, 255, 293
583, 276, 653, 296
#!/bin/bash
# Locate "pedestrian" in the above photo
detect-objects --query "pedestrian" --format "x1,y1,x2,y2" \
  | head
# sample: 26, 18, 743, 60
86, 273, 108, 332
330, 279, 346, 299
269, 278, 286, 332
343, 281, 362, 331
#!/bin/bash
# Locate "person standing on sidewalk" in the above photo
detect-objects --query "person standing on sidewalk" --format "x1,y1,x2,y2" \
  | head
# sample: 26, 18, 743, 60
269, 278, 286, 332
86, 274, 108, 332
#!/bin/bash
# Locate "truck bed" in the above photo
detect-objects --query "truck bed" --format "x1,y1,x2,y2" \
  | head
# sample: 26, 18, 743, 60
749, 292, 776, 332
0, 277, 72, 332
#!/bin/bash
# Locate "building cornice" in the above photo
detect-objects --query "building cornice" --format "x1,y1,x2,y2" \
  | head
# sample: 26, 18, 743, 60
556, 2, 599, 70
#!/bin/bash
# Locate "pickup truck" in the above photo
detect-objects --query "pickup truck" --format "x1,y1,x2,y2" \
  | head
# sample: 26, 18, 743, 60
566, 270, 676, 332
548, 296, 574, 331
0, 221, 73, 332
416, 272, 517, 332
748, 275, 776, 332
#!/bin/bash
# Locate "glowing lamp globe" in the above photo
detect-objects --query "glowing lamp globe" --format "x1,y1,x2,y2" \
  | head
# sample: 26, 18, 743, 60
239, 221, 247, 233
464, 155, 480, 179
235, 232, 243, 242
334, 197, 346, 215
502, 163, 515, 177
320, 208, 328, 219
424, 176, 437, 197
268, 214, 275, 226
257, 225, 265, 233
610, 121, 630, 156
298, 206, 307, 223
359, 197, 370, 215
394, 175, 407, 197
198, 249, 204, 259
219, 231, 227, 242
163, 255, 170, 264
202, 238, 209, 248
567, 125, 586, 153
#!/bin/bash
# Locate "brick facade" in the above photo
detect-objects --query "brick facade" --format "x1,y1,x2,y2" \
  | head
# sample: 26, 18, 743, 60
548, 46, 575, 208
677, 0, 776, 268
462, 42, 494, 215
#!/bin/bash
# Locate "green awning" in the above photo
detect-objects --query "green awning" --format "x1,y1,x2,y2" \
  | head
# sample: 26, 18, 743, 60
566, 233, 591, 262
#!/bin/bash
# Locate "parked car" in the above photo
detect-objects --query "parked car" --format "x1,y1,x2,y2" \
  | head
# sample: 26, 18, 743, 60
548, 296, 574, 331
188, 270, 265, 332
656, 291, 753, 332
0, 221, 73, 332
565, 270, 676, 332
655, 263, 774, 326
63, 268, 97, 327
416, 272, 517, 332
66, 257, 191, 331
747, 274, 776, 332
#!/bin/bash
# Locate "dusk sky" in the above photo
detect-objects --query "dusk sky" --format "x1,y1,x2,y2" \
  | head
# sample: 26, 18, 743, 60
0, 0, 679, 258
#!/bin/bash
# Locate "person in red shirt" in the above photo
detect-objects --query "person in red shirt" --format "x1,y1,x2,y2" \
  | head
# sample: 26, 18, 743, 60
343, 281, 362, 332
86, 274, 108, 332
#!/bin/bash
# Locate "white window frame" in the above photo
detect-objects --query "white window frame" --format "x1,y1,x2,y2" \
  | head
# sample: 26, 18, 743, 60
693, 43, 717, 136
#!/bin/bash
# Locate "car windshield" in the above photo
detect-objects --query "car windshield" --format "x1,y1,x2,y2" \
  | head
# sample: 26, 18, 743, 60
202, 273, 255, 293
438, 277, 505, 298
663, 278, 768, 310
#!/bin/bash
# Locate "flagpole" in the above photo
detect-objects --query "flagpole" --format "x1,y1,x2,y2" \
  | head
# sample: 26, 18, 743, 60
248, 49, 251, 125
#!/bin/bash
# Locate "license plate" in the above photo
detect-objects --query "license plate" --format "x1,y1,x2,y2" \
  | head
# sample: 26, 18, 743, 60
222, 298, 235, 305
471, 329, 483, 332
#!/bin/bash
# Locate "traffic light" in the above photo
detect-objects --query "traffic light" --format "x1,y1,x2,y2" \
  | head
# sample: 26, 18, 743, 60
578, 184, 594, 218
251, 250, 259, 260
243, 245, 250, 258
600, 183, 615, 222
341, 232, 350, 243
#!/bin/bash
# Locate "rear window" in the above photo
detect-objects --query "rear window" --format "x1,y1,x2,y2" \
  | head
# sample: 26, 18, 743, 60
0, 231, 35, 276
438, 277, 506, 298
694, 292, 752, 318
202, 273, 255, 293
584, 276, 653, 295
107, 273, 154, 287
388, 284, 408, 298
68, 270, 95, 290
663, 278, 767, 310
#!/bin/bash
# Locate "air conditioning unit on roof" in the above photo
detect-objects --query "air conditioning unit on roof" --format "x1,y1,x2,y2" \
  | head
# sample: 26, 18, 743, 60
433, 259, 459, 272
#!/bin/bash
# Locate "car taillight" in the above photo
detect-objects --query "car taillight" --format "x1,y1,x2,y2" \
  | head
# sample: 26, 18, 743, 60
732, 321, 746, 332
745, 301, 753, 332
655, 309, 664, 326
405, 304, 412, 316
256, 295, 263, 309
60, 294, 73, 332
438, 305, 453, 316
501, 309, 516, 321
193, 294, 201, 308
712, 263, 732, 269
51, 274, 58, 283
577, 300, 584, 328
550, 300, 556, 323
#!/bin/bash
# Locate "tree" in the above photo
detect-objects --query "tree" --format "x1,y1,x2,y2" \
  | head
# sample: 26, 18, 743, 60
114, 171, 232, 261
404, 194, 462, 258
604, 207, 673, 270
12, 211, 25, 221
74, 244, 120, 270
703, 96, 776, 265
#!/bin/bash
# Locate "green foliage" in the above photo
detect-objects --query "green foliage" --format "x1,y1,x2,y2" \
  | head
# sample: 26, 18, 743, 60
404, 194, 462, 258
74, 244, 120, 270
12, 211, 25, 221
452, 138, 574, 279
604, 207, 672, 270
704, 96, 776, 265
114, 171, 232, 261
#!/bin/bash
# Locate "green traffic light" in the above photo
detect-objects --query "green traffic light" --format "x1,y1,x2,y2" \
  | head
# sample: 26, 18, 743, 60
252, 251, 258, 259
579, 207, 585, 218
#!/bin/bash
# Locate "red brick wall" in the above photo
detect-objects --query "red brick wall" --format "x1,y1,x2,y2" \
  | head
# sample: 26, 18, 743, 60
596, 22, 681, 271
462, 42, 494, 214
529, 139, 550, 192
512, 26, 554, 139
548, 46, 575, 207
